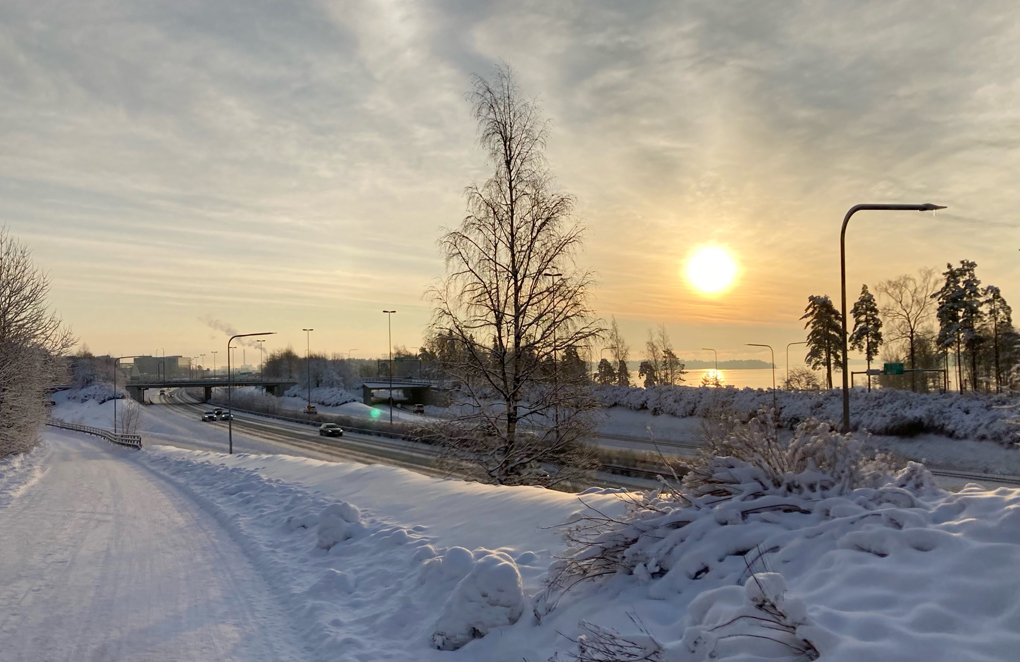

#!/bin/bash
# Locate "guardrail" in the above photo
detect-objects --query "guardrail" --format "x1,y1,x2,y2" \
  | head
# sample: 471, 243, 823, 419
46, 418, 142, 449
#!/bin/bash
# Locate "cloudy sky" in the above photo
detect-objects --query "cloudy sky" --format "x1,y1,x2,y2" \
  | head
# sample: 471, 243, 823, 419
2, 0, 1016, 366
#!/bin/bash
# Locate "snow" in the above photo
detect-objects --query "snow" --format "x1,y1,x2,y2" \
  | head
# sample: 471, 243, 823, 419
596, 384, 1019, 444
0, 430, 306, 661
3, 420, 1018, 661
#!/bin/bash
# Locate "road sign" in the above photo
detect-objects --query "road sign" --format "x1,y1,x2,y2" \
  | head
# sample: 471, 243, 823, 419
883, 363, 904, 375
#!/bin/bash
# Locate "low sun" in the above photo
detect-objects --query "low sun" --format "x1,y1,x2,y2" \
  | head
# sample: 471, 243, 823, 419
685, 245, 738, 295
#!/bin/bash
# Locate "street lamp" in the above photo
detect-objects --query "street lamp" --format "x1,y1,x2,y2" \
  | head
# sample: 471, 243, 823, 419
545, 272, 562, 436
382, 311, 396, 424
347, 349, 358, 360
113, 355, 143, 434
302, 329, 314, 413
256, 339, 266, 381
211, 351, 218, 379
839, 203, 945, 432
199, 353, 206, 380
701, 347, 718, 386
157, 348, 165, 383
228, 332, 275, 454
746, 343, 776, 412
786, 341, 807, 388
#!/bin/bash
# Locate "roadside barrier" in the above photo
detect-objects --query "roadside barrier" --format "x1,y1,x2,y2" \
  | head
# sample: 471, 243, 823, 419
46, 418, 142, 449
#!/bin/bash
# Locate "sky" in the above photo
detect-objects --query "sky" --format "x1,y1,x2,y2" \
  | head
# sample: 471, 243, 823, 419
1, 0, 1017, 368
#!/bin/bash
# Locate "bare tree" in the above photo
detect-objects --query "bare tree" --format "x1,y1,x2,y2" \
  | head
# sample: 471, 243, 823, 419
876, 268, 937, 391
607, 317, 630, 387
426, 65, 603, 487
0, 227, 75, 457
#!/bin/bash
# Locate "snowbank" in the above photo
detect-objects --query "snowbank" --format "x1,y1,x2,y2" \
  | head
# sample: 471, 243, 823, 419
131, 443, 1019, 661
0, 440, 50, 507
596, 384, 1019, 444
284, 385, 360, 407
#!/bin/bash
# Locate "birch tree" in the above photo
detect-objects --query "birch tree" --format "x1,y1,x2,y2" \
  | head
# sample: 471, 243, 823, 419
427, 65, 603, 487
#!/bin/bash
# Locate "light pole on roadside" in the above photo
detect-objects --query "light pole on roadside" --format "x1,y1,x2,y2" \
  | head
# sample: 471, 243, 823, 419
347, 349, 358, 360
157, 348, 165, 383
256, 339, 266, 381
302, 329, 314, 413
746, 343, 777, 412
544, 272, 562, 437
228, 332, 275, 454
199, 354, 206, 380
382, 311, 396, 424
701, 347, 718, 386
211, 351, 218, 379
839, 203, 945, 432
786, 341, 807, 388
113, 355, 143, 434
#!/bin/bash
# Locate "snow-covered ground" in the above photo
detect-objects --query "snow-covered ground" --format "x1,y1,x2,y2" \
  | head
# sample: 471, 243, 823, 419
7, 400, 1019, 660
596, 384, 1019, 444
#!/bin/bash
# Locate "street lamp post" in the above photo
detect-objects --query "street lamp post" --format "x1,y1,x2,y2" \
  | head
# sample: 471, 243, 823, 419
382, 311, 396, 424
113, 355, 143, 434
786, 341, 807, 388
199, 354, 205, 380
701, 347, 718, 386
256, 339, 266, 381
348, 349, 358, 359
156, 348, 165, 383
302, 328, 314, 413
839, 203, 945, 432
228, 332, 275, 454
211, 351, 218, 379
545, 272, 562, 436
746, 343, 776, 412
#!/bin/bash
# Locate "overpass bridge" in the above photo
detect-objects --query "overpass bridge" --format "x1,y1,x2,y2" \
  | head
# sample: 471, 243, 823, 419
359, 379, 433, 406
125, 379, 298, 403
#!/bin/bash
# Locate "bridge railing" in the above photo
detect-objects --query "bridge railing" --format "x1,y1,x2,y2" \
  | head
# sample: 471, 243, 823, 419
46, 418, 142, 449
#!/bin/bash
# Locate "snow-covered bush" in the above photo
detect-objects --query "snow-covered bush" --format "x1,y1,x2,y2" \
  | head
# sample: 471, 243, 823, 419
67, 383, 120, 404
316, 501, 364, 550
429, 549, 526, 651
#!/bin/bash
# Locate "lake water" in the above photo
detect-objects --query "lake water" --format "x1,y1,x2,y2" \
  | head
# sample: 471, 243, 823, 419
678, 368, 779, 390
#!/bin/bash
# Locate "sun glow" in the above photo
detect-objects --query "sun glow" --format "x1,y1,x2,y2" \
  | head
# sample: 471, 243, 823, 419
685, 245, 738, 295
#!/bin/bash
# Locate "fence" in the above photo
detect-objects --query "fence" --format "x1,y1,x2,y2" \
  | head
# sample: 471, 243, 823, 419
46, 419, 142, 449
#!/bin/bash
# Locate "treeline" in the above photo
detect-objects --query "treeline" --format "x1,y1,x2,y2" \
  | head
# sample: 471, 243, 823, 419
801, 260, 1018, 394
0, 228, 75, 457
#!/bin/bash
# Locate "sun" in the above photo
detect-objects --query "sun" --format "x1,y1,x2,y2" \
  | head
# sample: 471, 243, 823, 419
685, 245, 738, 295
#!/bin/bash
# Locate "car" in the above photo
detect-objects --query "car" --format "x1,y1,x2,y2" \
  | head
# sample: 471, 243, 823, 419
217, 411, 234, 421
159, 389, 165, 396
319, 423, 343, 437
201, 412, 216, 422
413, 404, 425, 414
213, 408, 223, 416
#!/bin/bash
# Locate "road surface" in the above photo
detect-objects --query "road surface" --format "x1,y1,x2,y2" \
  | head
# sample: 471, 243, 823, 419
0, 428, 305, 661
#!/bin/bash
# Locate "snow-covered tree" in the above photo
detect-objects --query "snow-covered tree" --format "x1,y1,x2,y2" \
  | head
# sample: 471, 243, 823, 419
801, 295, 843, 389
0, 227, 75, 457
849, 284, 883, 391
983, 285, 1012, 393
933, 260, 983, 392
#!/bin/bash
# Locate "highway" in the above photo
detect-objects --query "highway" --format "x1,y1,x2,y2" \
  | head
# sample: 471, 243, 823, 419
150, 389, 1020, 491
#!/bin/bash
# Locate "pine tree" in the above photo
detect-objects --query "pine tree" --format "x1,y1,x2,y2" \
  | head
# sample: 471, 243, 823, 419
983, 285, 1012, 393
638, 360, 657, 388
595, 358, 616, 386
617, 359, 631, 387
801, 294, 844, 389
934, 260, 982, 392
849, 284, 883, 391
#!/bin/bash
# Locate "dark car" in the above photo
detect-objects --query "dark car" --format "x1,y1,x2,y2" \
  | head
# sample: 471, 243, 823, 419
217, 411, 234, 421
213, 408, 223, 416
201, 411, 216, 422
319, 423, 343, 437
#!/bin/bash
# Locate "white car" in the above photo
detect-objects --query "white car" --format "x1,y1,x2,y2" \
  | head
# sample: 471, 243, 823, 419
201, 411, 216, 422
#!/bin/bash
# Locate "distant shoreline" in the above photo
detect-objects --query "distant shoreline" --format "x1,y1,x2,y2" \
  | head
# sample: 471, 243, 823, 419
620, 359, 776, 370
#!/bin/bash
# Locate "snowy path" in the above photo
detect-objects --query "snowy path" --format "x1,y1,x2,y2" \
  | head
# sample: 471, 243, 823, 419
0, 429, 305, 662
